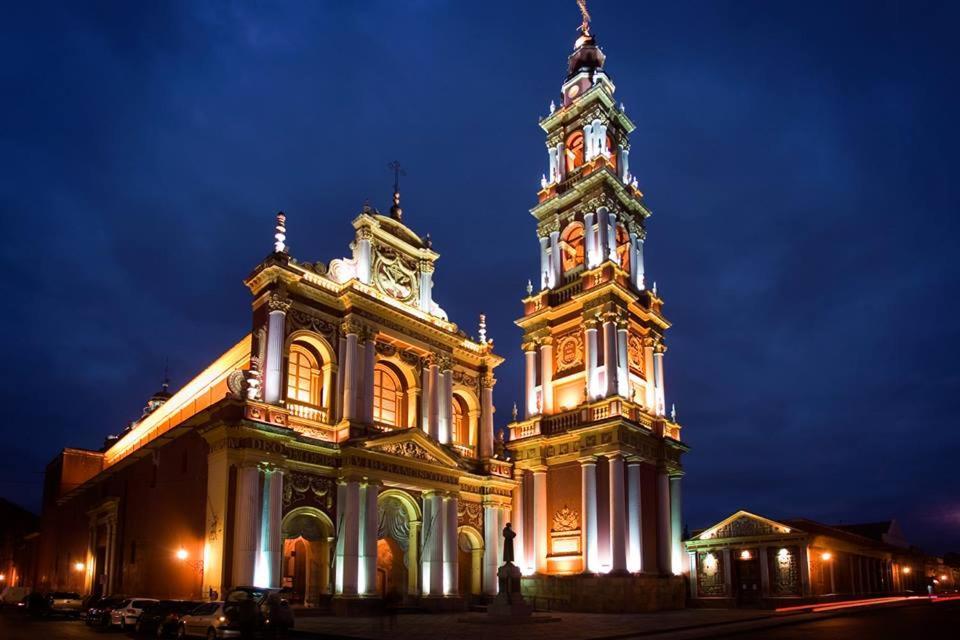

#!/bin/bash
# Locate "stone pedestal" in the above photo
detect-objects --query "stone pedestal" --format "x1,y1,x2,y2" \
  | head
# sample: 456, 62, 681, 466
488, 563, 533, 618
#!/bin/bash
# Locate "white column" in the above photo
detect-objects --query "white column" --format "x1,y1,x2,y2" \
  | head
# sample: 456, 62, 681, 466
443, 494, 459, 595
597, 122, 608, 156
104, 519, 117, 594
341, 328, 358, 420
603, 315, 618, 398
357, 232, 372, 284
670, 475, 683, 575
643, 341, 656, 410
421, 494, 433, 595
584, 212, 598, 267
583, 123, 595, 159
627, 459, 642, 573
256, 468, 283, 588
636, 238, 645, 290
620, 146, 630, 182
419, 262, 434, 312
420, 362, 431, 433
556, 142, 566, 180
363, 336, 376, 423
512, 482, 525, 571
628, 231, 638, 284
340, 480, 360, 595
548, 146, 558, 183
586, 321, 599, 400
609, 456, 627, 573
656, 466, 672, 574
335, 482, 346, 593
479, 376, 495, 458
540, 339, 554, 414
524, 344, 538, 418
428, 360, 440, 440
439, 366, 453, 444
580, 458, 599, 573
616, 321, 629, 398
233, 465, 260, 588
538, 236, 550, 290
607, 212, 618, 263
483, 503, 500, 595
550, 228, 561, 286
264, 301, 287, 404
759, 545, 771, 595
596, 208, 609, 264
335, 335, 346, 421
426, 492, 444, 595
654, 349, 666, 416
800, 546, 811, 596
359, 482, 379, 595
533, 468, 548, 573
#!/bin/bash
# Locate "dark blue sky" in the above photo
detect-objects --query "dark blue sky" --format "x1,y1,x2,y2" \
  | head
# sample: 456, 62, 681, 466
2, 1, 958, 553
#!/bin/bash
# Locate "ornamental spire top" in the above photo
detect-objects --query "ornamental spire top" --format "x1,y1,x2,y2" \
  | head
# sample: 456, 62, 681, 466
388, 160, 406, 221
576, 0, 591, 36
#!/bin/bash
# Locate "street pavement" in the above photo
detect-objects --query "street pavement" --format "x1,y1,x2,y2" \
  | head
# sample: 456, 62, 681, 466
1, 599, 957, 640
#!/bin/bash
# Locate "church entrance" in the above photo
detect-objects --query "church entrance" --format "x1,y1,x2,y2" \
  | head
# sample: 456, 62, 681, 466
457, 527, 483, 598
376, 490, 420, 600
734, 550, 762, 606
281, 508, 332, 607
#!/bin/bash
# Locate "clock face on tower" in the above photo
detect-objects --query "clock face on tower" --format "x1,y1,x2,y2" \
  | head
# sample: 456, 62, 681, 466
373, 247, 419, 304
567, 84, 580, 99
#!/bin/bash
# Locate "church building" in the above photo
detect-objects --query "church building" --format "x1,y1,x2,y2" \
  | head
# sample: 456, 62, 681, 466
33, 7, 688, 613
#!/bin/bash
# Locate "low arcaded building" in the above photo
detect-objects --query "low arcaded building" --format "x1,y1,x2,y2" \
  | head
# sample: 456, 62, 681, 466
685, 510, 946, 606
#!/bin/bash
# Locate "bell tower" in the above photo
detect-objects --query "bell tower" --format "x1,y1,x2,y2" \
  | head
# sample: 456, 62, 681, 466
507, 4, 688, 585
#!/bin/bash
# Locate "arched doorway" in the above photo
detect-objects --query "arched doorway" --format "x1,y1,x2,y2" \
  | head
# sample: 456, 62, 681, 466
376, 490, 422, 600
458, 526, 484, 599
281, 507, 333, 607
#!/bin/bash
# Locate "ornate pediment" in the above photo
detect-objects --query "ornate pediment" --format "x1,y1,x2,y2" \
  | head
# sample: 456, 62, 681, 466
699, 511, 794, 541
368, 440, 439, 463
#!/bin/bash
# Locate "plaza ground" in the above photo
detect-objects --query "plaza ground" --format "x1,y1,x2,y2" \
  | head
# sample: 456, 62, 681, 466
2, 598, 958, 640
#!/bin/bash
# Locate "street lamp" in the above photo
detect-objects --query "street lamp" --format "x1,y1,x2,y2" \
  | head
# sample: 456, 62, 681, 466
821, 552, 832, 561
0, 573, 5, 582
903, 566, 912, 574
175, 548, 189, 561
73, 562, 85, 572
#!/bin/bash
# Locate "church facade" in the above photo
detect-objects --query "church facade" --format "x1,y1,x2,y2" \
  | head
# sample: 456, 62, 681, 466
34, 11, 687, 613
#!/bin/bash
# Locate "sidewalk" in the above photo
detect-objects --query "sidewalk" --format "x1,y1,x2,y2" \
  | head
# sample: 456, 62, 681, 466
291, 596, 944, 640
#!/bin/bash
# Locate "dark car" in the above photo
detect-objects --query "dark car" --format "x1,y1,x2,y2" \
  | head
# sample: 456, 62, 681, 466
221, 587, 294, 638
136, 600, 204, 638
85, 595, 126, 627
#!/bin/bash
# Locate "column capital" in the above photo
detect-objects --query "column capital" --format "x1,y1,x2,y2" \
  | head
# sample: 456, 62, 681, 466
625, 455, 644, 466
577, 455, 598, 466
583, 316, 600, 330
540, 336, 554, 347
436, 353, 454, 372
480, 373, 496, 389
529, 464, 548, 474
267, 293, 291, 314
341, 318, 362, 336
522, 341, 538, 353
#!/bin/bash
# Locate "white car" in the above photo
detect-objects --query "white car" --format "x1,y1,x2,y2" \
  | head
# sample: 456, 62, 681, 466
0, 586, 30, 609
48, 591, 84, 616
177, 601, 236, 639
110, 597, 158, 629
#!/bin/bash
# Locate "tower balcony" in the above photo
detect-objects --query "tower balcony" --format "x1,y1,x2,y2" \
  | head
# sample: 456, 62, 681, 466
507, 396, 681, 442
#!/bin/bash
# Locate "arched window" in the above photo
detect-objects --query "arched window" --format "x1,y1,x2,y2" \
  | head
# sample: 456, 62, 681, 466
373, 364, 402, 427
287, 344, 321, 405
615, 224, 631, 272
565, 131, 585, 173
560, 222, 585, 273
452, 395, 468, 445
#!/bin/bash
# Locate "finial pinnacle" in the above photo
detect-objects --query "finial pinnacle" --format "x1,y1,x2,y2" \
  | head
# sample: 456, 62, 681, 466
526, 279, 533, 295
387, 160, 406, 221
576, 0, 591, 35
274, 211, 287, 253
478, 313, 488, 346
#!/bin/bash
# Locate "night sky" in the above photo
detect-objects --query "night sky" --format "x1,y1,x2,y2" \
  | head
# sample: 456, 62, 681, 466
2, 1, 958, 553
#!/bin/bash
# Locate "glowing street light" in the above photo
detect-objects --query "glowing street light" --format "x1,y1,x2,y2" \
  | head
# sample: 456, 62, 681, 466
903, 566, 912, 574
821, 552, 832, 561
0, 573, 5, 582
73, 562, 85, 572
740, 550, 752, 560
175, 548, 189, 561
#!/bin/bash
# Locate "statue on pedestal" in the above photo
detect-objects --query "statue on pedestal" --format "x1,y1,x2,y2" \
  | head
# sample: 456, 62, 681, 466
489, 521, 533, 618
502, 522, 515, 564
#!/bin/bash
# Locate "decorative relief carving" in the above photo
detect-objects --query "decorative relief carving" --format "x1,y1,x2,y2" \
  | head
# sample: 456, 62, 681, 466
369, 441, 438, 463
555, 331, 584, 373
452, 369, 478, 388
373, 245, 419, 304
283, 472, 335, 513
458, 501, 483, 530
552, 505, 580, 532
267, 293, 292, 313
628, 335, 645, 373
378, 496, 411, 552
704, 516, 779, 540
375, 341, 398, 357
288, 309, 337, 339
697, 552, 727, 597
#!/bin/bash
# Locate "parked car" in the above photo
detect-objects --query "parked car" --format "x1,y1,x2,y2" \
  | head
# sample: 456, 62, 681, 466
0, 586, 31, 609
225, 587, 294, 637
47, 592, 84, 616
136, 600, 204, 638
176, 601, 229, 639
110, 597, 158, 630
86, 595, 127, 627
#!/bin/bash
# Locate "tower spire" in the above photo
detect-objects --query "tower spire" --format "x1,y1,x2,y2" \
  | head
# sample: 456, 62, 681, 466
273, 211, 287, 253
576, 0, 591, 35
387, 160, 406, 221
